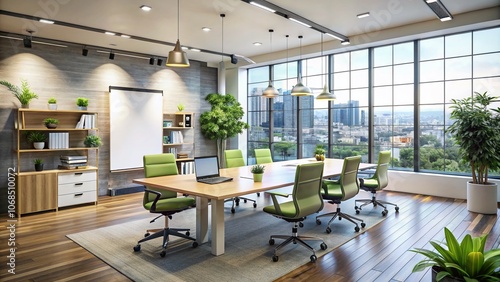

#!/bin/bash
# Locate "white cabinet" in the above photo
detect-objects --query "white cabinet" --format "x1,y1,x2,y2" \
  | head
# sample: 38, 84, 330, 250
58, 170, 97, 207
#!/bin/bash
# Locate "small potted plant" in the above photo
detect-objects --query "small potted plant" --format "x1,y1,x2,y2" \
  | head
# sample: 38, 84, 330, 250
43, 117, 59, 129
84, 134, 102, 147
33, 158, 44, 171
411, 227, 500, 281
177, 103, 185, 112
314, 144, 326, 161
47, 97, 57, 110
0, 79, 38, 108
76, 97, 89, 110
251, 164, 265, 182
26, 131, 46, 149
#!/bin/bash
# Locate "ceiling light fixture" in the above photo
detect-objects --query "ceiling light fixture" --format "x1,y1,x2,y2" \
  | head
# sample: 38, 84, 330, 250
140, 5, 152, 11
423, 0, 453, 22
249, 1, 276, 13
356, 12, 370, 19
149, 57, 155, 65
202, 27, 211, 32
289, 18, 312, 28
23, 30, 33, 48
291, 35, 313, 96
325, 33, 343, 41
316, 33, 336, 101
120, 34, 131, 38
109, 51, 115, 60
253, 42, 262, 46
262, 29, 279, 98
157, 58, 163, 66
190, 48, 200, 52
166, 0, 190, 67
341, 39, 350, 45
39, 19, 54, 24
105, 31, 115, 36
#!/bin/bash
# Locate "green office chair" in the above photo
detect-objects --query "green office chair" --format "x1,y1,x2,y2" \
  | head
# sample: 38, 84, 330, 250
255, 148, 273, 164
355, 150, 399, 216
224, 149, 257, 213
133, 153, 197, 257
263, 162, 328, 262
315, 156, 366, 233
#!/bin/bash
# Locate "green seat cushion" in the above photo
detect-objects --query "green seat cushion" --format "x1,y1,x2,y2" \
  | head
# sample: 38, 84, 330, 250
361, 178, 378, 188
263, 201, 297, 218
322, 179, 343, 199
144, 197, 195, 211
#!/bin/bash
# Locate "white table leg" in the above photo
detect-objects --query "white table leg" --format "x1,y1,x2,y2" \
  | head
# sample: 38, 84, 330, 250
196, 197, 209, 244
211, 199, 225, 255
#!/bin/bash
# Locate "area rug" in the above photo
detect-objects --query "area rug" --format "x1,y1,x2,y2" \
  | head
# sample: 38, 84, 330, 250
67, 199, 385, 282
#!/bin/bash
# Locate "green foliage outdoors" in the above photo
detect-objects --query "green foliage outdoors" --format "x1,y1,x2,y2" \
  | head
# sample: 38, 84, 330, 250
26, 131, 46, 143
84, 134, 102, 147
43, 118, 59, 125
76, 97, 89, 107
0, 79, 38, 106
411, 227, 500, 282
446, 91, 500, 184
250, 164, 265, 174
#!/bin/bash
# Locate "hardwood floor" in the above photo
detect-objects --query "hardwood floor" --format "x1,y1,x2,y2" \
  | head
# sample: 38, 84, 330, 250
0, 191, 498, 282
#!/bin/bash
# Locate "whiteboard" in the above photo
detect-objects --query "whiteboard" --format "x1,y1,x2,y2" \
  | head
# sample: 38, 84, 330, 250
109, 87, 163, 171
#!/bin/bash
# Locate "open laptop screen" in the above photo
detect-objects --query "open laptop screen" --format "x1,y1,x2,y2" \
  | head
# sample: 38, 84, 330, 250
194, 156, 220, 180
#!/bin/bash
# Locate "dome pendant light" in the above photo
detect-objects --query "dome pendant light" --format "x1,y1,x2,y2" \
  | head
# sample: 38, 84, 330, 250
166, 0, 190, 67
316, 33, 336, 100
263, 29, 279, 98
291, 35, 312, 96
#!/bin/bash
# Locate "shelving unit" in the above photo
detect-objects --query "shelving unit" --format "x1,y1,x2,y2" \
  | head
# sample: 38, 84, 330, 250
162, 112, 195, 174
15, 108, 99, 217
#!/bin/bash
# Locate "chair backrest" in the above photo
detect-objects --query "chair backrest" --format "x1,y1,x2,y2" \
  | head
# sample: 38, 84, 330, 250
373, 151, 391, 189
338, 156, 362, 200
255, 148, 273, 164
143, 153, 178, 203
224, 149, 245, 168
291, 162, 325, 218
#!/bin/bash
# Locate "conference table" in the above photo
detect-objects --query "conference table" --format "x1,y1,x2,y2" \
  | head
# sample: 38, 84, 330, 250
133, 158, 376, 256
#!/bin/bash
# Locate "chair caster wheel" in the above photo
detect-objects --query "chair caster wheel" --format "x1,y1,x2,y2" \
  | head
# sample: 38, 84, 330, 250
186, 231, 190, 236
310, 255, 317, 262
354, 226, 360, 232
272, 255, 279, 262
299, 222, 304, 228
133, 244, 141, 252
355, 209, 360, 214
338, 217, 342, 221
269, 238, 275, 245
253, 203, 257, 208
144, 232, 150, 237
192, 241, 198, 248
160, 250, 166, 257
320, 243, 327, 250
395, 206, 399, 212
326, 227, 331, 234
231, 208, 235, 214
382, 210, 388, 216
316, 219, 321, 225
361, 222, 366, 228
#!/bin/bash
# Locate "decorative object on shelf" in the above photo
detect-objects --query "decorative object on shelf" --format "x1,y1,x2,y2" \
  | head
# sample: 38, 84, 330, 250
26, 131, 46, 149
446, 91, 500, 214
43, 117, 59, 129
185, 114, 191, 127
83, 134, 102, 147
178, 122, 184, 127
47, 97, 57, 110
76, 97, 89, 110
163, 136, 170, 144
251, 164, 265, 182
411, 227, 500, 282
163, 120, 173, 128
33, 158, 44, 171
0, 79, 38, 108
177, 103, 185, 112
314, 144, 326, 161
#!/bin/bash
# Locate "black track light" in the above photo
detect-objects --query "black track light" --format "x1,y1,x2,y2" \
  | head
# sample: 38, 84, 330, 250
149, 57, 155, 65
230, 54, 238, 64
23, 37, 32, 48
82, 47, 89, 56
109, 52, 115, 60
157, 59, 163, 66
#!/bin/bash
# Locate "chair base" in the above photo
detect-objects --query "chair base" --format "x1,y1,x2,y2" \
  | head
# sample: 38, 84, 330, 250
268, 222, 327, 262
355, 195, 399, 216
226, 196, 257, 214
134, 227, 197, 257
316, 206, 366, 233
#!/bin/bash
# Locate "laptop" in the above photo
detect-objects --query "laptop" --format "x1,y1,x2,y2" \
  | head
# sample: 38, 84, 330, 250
194, 156, 233, 184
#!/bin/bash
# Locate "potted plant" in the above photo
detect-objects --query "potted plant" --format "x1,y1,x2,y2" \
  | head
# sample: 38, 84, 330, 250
411, 227, 500, 282
177, 103, 185, 112
251, 164, 265, 182
446, 91, 500, 214
314, 144, 326, 161
26, 131, 46, 149
48, 97, 57, 110
84, 134, 102, 147
43, 117, 59, 129
76, 97, 89, 110
33, 158, 44, 171
0, 79, 38, 108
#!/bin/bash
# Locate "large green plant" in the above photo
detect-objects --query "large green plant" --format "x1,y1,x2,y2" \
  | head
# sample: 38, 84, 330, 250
446, 91, 500, 184
0, 79, 38, 106
199, 93, 249, 164
411, 227, 500, 282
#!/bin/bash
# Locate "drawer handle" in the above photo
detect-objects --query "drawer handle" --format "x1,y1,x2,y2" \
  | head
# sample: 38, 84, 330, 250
75, 183, 83, 186
74, 172, 83, 175
74, 193, 83, 197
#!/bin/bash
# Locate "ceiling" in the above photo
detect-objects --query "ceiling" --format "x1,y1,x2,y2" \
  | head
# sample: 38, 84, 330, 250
0, 0, 498, 66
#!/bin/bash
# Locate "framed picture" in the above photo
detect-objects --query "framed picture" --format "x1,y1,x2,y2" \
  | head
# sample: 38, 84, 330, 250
163, 120, 173, 127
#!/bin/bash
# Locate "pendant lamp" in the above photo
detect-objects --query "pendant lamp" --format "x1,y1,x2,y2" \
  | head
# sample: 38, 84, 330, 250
316, 33, 337, 100
166, 0, 190, 67
291, 35, 312, 96
262, 29, 279, 98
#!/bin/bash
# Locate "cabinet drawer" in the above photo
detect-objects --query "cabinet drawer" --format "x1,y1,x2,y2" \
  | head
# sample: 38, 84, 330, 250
58, 171, 96, 184
58, 181, 96, 195
58, 190, 97, 207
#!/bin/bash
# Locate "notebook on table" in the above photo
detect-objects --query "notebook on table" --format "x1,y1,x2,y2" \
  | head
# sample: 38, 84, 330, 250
194, 156, 233, 184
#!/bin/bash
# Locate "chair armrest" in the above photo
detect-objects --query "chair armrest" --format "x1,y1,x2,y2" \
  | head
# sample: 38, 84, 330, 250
358, 178, 365, 187
265, 191, 289, 215
145, 189, 162, 212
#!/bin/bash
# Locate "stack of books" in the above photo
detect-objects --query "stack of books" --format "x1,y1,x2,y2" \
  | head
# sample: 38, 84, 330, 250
59, 155, 88, 169
177, 153, 189, 159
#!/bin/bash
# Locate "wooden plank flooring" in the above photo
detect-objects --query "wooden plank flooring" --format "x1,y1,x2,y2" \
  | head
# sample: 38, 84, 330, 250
0, 191, 498, 282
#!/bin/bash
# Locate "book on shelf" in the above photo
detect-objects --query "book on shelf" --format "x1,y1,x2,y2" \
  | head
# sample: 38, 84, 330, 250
58, 164, 88, 170
60, 155, 88, 161
75, 114, 96, 129
60, 159, 87, 164
48, 132, 69, 149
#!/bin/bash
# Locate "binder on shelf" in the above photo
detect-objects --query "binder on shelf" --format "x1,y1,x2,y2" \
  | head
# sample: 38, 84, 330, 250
76, 114, 96, 129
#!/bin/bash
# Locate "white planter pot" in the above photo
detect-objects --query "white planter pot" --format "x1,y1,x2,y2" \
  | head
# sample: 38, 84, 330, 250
467, 182, 498, 214
48, 104, 57, 110
33, 142, 45, 150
